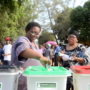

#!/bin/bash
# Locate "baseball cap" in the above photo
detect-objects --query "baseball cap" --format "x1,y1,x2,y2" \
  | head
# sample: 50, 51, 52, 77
5, 37, 10, 41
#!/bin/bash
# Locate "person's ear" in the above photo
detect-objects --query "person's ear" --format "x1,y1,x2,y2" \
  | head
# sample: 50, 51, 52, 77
25, 29, 28, 33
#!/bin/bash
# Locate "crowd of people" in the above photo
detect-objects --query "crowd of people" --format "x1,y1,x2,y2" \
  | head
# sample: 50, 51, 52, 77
0, 38, 62, 67
38, 43, 63, 66
0, 22, 90, 90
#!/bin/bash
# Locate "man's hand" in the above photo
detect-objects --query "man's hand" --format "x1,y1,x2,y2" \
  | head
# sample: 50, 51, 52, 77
60, 49, 65, 54
2, 54, 8, 56
72, 56, 78, 61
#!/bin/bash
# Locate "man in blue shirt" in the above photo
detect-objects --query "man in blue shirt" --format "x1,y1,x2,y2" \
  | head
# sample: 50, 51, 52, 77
0, 42, 4, 64
55, 43, 62, 66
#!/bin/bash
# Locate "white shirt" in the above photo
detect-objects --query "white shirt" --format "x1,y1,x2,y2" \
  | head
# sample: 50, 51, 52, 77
3, 44, 12, 61
87, 47, 90, 55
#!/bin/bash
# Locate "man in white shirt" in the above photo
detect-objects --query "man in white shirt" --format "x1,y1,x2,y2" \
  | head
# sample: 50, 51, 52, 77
2, 37, 12, 65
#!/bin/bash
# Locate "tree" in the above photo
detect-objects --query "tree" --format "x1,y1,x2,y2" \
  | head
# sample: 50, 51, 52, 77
35, 0, 73, 43
38, 30, 55, 45
0, 0, 25, 13
70, 6, 83, 30
0, 0, 38, 41
16, 0, 38, 38
70, 0, 90, 42
0, 3, 25, 41
53, 7, 72, 42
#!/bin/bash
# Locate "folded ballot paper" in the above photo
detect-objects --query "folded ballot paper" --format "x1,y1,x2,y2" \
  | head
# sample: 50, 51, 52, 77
58, 52, 73, 61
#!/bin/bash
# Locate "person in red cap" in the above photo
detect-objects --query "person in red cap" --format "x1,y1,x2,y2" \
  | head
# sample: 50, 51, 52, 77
5, 37, 10, 41
2, 37, 12, 65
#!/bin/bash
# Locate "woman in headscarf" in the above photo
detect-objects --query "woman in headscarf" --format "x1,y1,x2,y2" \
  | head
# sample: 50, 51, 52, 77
44, 43, 52, 60
58, 30, 90, 90
10, 22, 52, 90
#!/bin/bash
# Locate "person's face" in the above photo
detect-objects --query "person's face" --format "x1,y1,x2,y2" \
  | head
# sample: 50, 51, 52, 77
53, 46, 55, 49
43, 43, 46, 47
52, 46, 54, 49
6, 40, 10, 44
68, 34, 77, 44
39, 45, 42, 49
26, 26, 40, 42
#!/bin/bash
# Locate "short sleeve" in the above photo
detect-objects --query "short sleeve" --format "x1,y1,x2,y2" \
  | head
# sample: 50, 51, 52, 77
61, 45, 66, 51
10, 45, 12, 52
79, 44, 90, 65
15, 38, 29, 57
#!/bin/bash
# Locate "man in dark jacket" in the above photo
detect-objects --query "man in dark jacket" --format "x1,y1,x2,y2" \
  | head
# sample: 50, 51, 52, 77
0, 42, 4, 64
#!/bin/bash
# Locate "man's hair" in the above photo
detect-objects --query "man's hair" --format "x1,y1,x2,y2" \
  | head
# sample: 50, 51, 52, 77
25, 22, 41, 32
0, 42, 4, 47
59, 43, 63, 46
51, 45, 54, 48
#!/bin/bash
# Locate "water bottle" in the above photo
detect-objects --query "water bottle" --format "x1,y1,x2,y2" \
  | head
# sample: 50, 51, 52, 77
78, 51, 83, 58
46, 63, 49, 69
58, 52, 60, 56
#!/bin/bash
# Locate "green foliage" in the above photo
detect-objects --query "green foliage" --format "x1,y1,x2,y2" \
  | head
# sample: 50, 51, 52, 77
0, 0, 25, 13
70, 0, 90, 42
53, 7, 72, 42
70, 6, 83, 30
35, 0, 73, 43
0, 0, 38, 41
0, 13, 17, 41
38, 30, 55, 45
0, 3, 25, 41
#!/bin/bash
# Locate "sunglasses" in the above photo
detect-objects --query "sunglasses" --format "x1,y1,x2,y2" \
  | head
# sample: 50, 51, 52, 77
68, 36, 76, 39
